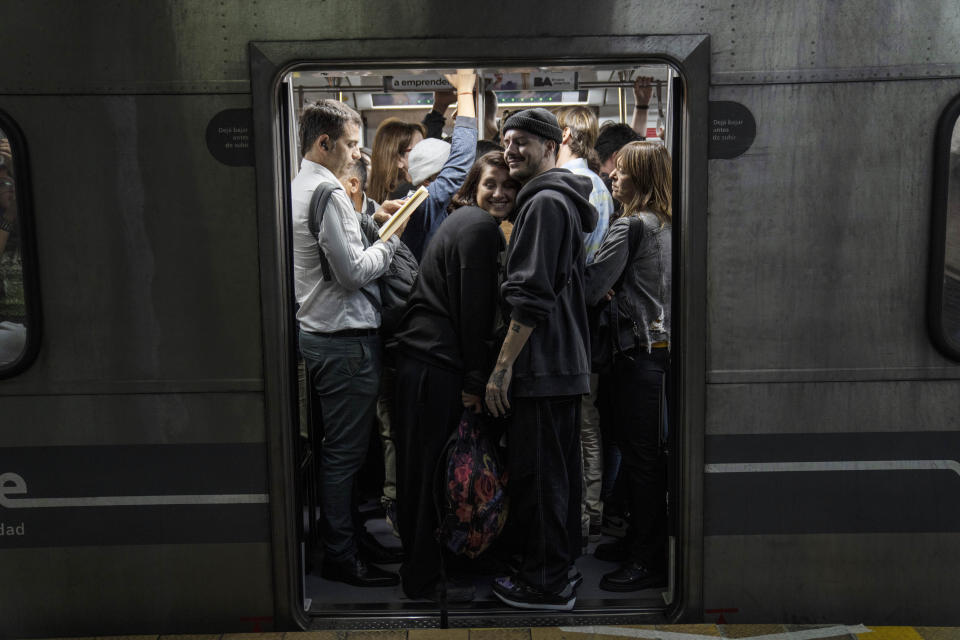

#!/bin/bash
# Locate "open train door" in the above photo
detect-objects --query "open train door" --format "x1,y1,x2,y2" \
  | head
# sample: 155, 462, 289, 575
250, 35, 711, 629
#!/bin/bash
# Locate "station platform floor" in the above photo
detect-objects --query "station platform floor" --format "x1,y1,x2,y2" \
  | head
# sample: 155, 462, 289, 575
30, 625, 960, 640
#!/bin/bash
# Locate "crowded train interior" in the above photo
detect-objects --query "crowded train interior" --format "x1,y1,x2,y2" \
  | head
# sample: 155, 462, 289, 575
282, 62, 679, 619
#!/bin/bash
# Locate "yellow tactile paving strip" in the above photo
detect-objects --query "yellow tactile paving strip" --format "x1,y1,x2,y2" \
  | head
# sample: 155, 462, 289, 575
721, 626, 790, 639
28, 626, 960, 640
864, 630, 927, 640
409, 631, 470, 640
915, 630, 960, 640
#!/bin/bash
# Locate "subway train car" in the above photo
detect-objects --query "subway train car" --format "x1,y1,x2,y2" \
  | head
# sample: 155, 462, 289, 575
2, 1, 960, 636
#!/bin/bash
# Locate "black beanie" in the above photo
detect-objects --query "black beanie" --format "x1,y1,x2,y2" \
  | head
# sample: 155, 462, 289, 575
502, 108, 563, 145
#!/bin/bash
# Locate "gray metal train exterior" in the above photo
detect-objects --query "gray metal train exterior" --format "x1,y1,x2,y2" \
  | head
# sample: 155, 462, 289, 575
2, 1, 959, 636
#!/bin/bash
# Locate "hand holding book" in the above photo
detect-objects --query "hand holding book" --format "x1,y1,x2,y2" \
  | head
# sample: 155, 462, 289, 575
373, 200, 402, 226
378, 185, 429, 242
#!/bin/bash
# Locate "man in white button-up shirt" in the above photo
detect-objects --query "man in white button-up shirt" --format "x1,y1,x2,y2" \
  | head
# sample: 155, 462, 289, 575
291, 99, 409, 588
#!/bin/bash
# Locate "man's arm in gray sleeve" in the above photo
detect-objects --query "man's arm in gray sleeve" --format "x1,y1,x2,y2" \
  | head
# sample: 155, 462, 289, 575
319, 189, 398, 290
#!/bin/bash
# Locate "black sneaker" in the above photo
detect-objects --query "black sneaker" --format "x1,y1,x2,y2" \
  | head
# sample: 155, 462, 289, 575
492, 575, 575, 611
599, 561, 666, 592
320, 556, 400, 588
594, 538, 630, 562
496, 561, 580, 588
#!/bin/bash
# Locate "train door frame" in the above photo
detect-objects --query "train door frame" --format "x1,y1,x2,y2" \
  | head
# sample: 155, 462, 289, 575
249, 34, 710, 628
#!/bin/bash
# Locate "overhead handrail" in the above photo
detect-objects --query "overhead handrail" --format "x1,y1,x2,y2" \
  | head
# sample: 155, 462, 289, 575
290, 79, 668, 94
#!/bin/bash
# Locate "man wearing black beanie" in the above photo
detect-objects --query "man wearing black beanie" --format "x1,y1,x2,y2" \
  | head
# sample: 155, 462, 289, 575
484, 108, 598, 611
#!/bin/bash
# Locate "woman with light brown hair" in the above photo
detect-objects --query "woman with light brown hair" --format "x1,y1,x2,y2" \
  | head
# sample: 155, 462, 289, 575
584, 140, 672, 593
368, 118, 425, 203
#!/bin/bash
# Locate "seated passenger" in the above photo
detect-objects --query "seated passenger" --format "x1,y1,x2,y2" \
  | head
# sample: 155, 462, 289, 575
393, 151, 520, 602
368, 118, 425, 203
386, 69, 478, 262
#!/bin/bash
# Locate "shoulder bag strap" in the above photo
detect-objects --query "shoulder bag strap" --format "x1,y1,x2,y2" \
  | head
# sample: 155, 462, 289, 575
308, 182, 337, 282
610, 215, 646, 354
613, 215, 644, 290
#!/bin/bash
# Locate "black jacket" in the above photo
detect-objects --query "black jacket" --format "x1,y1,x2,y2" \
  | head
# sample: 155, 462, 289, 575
501, 168, 597, 397
394, 206, 506, 395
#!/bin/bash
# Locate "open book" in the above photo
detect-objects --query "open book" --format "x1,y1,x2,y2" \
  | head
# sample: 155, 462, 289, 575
378, 185, 429, 242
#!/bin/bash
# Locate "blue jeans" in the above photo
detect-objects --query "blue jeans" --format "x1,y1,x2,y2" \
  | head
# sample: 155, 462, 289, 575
299, 330, 381, 562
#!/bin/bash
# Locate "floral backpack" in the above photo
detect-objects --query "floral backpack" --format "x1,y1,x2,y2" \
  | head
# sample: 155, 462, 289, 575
434, 410, 509, 558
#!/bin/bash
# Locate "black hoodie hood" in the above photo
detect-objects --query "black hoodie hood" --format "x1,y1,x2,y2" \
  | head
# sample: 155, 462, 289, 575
513, 168, 598, 233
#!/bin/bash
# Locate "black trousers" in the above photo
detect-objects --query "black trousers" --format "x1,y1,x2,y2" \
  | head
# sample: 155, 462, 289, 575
610, 348, 669, 570
509, 395, 582, 593
394, 353, 464, 598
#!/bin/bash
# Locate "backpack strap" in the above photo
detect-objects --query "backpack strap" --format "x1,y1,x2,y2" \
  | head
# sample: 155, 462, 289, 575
613, 215, 644, 290
307, 182, 338, 282
310, 183, 382, 311
628, 214, 644, 251
608, 216, 646, 356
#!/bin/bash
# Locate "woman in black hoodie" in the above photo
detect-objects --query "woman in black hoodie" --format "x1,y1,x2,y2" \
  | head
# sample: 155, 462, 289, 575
392, 151, 520, 602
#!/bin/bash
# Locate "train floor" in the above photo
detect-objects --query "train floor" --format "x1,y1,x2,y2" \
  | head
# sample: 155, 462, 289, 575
305, 505, 667, 616
34, 625, 960, 640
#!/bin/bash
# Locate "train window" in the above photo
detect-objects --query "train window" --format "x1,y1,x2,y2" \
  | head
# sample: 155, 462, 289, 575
930, 94, 960, 360
281, 62, 680, 618
0, 111, 39, 377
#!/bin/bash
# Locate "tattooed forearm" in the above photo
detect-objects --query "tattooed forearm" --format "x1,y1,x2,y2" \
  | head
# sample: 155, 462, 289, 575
487, 320, 531, 415
493, 318, 535, 370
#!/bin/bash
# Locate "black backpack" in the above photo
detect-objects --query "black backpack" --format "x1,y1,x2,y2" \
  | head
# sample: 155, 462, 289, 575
307, 182, 418, 338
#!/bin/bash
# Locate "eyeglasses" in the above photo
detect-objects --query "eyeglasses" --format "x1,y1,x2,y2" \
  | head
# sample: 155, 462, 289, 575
0, 179, 14, 189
